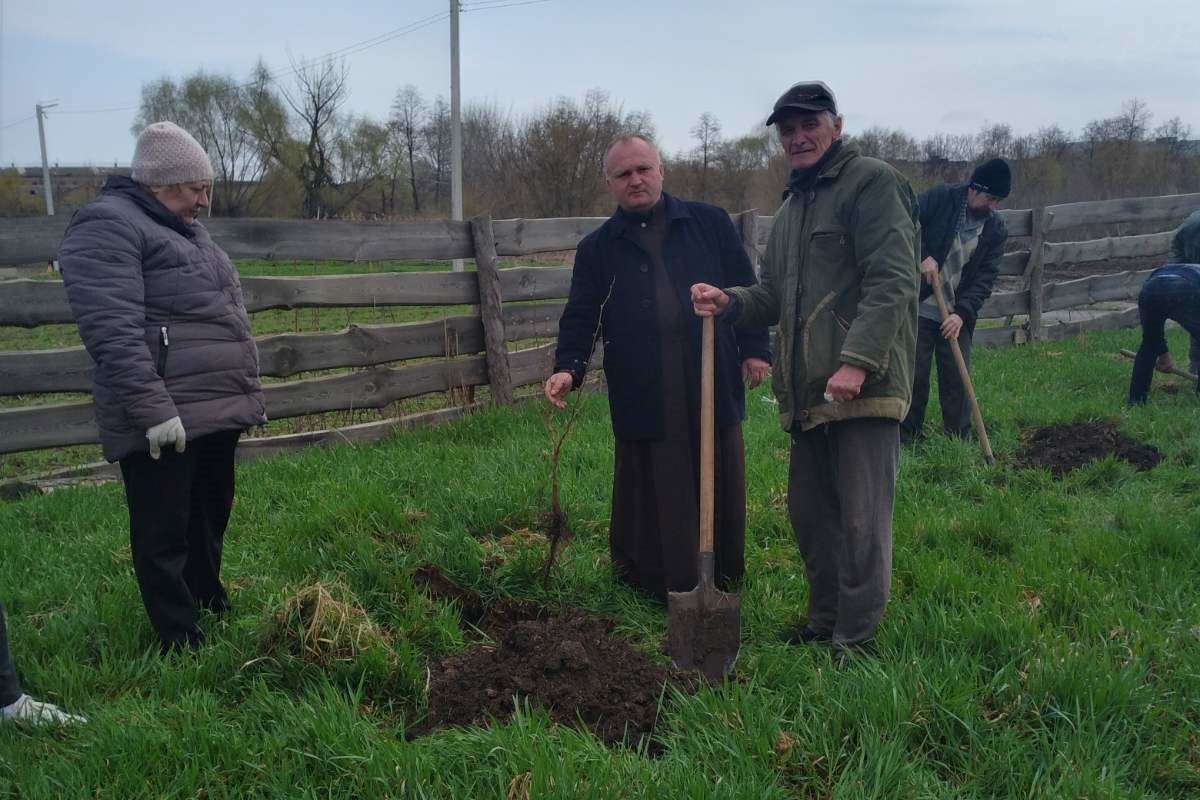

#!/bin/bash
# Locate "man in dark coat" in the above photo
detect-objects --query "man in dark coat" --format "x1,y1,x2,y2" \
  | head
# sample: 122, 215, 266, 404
901, 158, 1011, 441
544, 134, 771, 600
60, 122, 266, 652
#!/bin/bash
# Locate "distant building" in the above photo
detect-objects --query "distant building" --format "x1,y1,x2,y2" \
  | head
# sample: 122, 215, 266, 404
17, 165, 131, 213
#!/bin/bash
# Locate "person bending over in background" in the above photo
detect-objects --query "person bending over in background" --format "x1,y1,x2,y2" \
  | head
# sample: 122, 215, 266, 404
59, 122, 266, 653
1127, 261, 1200, 404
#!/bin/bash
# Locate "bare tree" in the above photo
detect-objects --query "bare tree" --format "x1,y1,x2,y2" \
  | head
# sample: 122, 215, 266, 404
423, 96, 452, 212
1112, 97, 1152, 143
514, 89, 653, 217
977, 122, 1014, 159
279, 58, 349, 218
691, 112, 722, 197
390, 84, 425, 213
133, 71, 274, 216
1034, 124, 1071, 159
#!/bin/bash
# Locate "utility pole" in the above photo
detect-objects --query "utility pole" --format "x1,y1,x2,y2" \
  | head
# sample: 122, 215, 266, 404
449, 0, 464, 272
35, 102, 58, 216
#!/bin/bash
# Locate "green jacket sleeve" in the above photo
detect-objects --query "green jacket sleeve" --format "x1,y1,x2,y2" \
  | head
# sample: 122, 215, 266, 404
839, 170, 919, 372
727, 209, 784, 328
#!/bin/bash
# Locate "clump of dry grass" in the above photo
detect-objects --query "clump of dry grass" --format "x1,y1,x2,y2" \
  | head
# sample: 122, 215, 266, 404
260, 581, 390, 665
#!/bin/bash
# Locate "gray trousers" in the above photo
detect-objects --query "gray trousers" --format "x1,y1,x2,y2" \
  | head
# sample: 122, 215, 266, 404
788, 418, 899, 647
0, 601, 22, 707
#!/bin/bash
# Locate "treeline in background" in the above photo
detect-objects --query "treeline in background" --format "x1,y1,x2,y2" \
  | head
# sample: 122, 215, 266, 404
3, 58, 1198, 219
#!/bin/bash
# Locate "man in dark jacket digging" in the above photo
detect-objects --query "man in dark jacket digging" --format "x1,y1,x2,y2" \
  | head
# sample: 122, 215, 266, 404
59, 122, 266, 653
901, 158, 1011, 442
544, 134, 771, 601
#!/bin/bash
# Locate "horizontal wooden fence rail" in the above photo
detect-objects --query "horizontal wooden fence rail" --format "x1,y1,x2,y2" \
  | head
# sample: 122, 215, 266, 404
0, 341, 565, 455
0, 216, 613, 265
0, 302, 566, 396
0, 267, 574, 328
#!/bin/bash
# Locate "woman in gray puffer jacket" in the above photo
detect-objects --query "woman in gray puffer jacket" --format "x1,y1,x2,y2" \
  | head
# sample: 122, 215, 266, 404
60, 121, 265, 652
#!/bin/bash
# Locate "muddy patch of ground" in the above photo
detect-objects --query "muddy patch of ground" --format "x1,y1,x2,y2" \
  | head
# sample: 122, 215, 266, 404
410, 565, 695, 746
1016, 420, 1162, 477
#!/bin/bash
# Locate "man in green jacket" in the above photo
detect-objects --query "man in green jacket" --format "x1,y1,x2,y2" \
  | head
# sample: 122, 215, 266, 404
692, 80, 919, 658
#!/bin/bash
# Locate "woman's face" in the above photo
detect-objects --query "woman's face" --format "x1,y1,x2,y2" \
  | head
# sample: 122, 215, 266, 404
150, 181, 211, 224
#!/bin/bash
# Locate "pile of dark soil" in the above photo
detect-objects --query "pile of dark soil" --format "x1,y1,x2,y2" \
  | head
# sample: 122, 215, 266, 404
1017, 421, 1162, 476
410, 565, 695, 745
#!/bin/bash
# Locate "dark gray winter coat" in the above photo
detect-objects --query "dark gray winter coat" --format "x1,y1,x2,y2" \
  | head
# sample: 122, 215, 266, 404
60, 176, 266, 461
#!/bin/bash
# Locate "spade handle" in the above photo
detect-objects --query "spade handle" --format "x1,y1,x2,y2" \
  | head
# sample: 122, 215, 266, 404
930, 277, 995, 466
700, 315, 715, 555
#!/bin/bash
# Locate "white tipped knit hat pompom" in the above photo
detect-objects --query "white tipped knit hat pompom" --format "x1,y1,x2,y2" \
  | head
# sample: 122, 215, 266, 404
130, 121, 214, 186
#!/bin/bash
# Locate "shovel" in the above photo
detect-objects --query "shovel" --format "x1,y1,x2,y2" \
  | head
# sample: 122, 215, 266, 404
930, 277, 995, 466
667, 315, 742, 681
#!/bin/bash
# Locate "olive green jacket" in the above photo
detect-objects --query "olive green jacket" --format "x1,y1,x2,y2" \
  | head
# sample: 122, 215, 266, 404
728, 145, 919, 432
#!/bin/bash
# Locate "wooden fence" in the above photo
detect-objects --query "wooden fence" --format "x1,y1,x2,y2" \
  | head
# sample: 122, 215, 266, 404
1, 191, 1197, 487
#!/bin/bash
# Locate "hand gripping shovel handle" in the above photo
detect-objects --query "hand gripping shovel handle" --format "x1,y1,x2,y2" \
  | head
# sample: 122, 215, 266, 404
930, 277, 995, 465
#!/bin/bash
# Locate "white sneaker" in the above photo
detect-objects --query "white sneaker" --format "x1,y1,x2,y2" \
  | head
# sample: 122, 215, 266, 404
1, 694, 87, 726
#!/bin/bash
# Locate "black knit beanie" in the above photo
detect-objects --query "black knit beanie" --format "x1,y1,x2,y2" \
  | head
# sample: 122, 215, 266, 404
969, 158, 1011, 198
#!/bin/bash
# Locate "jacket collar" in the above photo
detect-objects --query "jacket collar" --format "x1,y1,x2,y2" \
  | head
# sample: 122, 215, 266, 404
101, 175, 197, 239
783, 144, 859, 199
610, 192, 691, 236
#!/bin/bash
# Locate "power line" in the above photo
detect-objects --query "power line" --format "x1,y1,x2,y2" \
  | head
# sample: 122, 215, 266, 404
250, 11, 450, 87
0, 114, 34, 131
54, 104, 140, 115
463, 0, 556, 11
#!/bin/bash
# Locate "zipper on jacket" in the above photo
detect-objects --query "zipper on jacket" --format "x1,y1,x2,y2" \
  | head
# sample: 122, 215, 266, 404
156, 325, 170, 377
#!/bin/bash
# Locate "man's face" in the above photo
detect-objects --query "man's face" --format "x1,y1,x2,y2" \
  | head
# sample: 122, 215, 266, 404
152, 181, 211, 224
605, 139, 664, 213
776, 111, 843, 171
966, 187, 1001, 219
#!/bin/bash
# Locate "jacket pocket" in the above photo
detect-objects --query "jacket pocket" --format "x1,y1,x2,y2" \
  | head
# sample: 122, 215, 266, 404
155, 325, 170, 378
802, 291, 849, 382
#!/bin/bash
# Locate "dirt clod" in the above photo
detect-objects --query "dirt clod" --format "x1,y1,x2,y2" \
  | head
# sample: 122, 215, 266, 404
1016, 421, 1161, 477
411, 609, 696, 745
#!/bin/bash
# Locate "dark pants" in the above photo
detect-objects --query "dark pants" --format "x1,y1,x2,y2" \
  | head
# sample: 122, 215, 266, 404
902, 315, 974, 440
0, 602, 22, 707
788, 419, 899, 648
1129, 283, 1200, 403
118, 430, 240, 650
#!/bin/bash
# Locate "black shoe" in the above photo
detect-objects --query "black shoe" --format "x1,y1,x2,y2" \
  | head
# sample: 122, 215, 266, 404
780, 624, 832, 645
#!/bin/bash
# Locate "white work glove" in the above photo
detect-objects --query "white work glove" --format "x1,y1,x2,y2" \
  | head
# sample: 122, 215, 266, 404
146, 416, 186, 460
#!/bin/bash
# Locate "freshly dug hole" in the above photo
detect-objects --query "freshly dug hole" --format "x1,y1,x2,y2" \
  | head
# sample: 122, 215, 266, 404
1016, 421, 1161, 477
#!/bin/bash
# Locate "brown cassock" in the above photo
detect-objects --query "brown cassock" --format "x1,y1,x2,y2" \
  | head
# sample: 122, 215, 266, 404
608, 199, 746, 601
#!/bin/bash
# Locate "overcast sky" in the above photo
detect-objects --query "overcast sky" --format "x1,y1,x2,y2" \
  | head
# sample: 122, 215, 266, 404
2, 0, 1198, 167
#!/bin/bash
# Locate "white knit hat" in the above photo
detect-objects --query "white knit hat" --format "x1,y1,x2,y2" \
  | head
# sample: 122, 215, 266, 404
130, 121, 214, 186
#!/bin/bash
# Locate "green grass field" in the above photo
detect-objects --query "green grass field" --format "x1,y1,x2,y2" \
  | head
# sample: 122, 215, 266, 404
2, 310, 1199, 797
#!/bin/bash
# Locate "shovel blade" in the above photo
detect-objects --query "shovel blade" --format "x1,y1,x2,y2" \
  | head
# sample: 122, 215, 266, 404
666, 583, 741, 682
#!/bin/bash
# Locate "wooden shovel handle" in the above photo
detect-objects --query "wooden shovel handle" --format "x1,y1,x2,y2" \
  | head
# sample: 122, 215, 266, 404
930, 278, 995, 465
700, 315, 715, 554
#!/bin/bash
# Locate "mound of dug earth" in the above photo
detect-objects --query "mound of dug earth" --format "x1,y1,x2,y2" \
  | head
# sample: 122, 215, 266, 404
410, 609, 695, 745
1017, 421, 1162, 477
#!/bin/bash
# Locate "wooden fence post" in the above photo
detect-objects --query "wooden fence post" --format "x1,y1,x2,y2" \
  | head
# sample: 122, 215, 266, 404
1026, 208, 1048, 342
470, 213, 515, 405
737, 210, 760, 276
